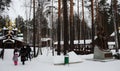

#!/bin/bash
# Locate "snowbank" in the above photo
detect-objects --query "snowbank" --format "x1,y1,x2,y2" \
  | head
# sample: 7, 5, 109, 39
54, 51, 83, 65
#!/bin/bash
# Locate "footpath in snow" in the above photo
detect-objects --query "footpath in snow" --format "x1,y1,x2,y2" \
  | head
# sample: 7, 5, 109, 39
0, 47, 120, 71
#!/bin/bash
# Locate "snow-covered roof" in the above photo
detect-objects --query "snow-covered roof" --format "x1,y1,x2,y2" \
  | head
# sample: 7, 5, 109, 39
3, 39, 15, 43
17, 34, 23, 36
3, 27, 8, 30
108, 42, 115, 45
41, 38, 51, 41
54, 39, 92, 45
110, 30, 120, 36
13, 28, 18, 31
74, 39, 92, 44
13, 37, 23, 42
0, 36, 5, 40
2, 27, 18, 31
54, 40, 116, 46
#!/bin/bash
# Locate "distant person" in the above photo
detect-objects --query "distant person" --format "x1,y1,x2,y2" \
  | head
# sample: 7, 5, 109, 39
12, 52, 19, 65
26, 45, 32, 61
19, 47, 27, 65
0, 49, 4, 59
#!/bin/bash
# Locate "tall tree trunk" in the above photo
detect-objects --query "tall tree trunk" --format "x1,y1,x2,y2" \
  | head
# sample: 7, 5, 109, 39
82, 0, 85, 47
112, 0, 119, 53
62, 0, 69, 55
51, 0, 54, 56
57, 0, 61, 55
77, 0, 80, 50
91, 0, 94, 48
37, 0, 43, 56
70, 0, 74, 51
95, 0, 98, 36
33, 0, 36, 57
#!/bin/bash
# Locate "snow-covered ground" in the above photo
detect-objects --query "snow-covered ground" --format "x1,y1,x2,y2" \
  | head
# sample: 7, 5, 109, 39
0, 47, 120, 71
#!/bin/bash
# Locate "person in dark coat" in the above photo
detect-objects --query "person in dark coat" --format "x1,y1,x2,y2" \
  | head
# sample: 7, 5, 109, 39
26, 45, 32, 61
0, 49, 4, 59
19, 47, 27, 65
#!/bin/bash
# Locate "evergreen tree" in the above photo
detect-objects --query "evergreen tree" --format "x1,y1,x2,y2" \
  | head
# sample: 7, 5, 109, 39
0, 16, 6, 28
15, 15, 25, 33
0, 0, 11, 12
97, 0, 112, 36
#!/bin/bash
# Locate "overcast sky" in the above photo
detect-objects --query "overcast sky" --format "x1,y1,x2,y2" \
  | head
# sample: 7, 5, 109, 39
4, 0, 119, 21
5, 0, 32, 21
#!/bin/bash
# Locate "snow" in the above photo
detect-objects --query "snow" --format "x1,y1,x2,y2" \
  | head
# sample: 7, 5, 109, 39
3, 39, 15, 43
41, 38, 51, 41
54, 39, 92, 45
13, 37, 23, 42
1, 0, 120, 70
110, 30, 120, 36
54, 51, 83, 65
107, 0, 111, 5
0, 47, 120, 71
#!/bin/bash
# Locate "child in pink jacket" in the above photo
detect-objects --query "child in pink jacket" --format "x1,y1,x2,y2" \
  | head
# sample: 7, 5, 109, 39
13, 52, 19, 65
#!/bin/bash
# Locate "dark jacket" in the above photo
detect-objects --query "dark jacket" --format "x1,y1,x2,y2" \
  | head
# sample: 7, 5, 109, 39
19, 47, 27, 61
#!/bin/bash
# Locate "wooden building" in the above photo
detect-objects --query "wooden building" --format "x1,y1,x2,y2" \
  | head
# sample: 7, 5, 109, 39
54, 39, 116, 55
0, 27, 25, 49
54, 39, 93, 55
41, 38, 51, 47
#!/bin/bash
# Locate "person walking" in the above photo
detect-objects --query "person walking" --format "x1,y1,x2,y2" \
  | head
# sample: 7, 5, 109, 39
13, 52, 19, 65
26, 45, 32, 61
0, 49, 4, 59
19, 47, 27, 65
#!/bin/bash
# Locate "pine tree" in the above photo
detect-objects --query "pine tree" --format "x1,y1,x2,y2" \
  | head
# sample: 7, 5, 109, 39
0, 0, 11, 12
